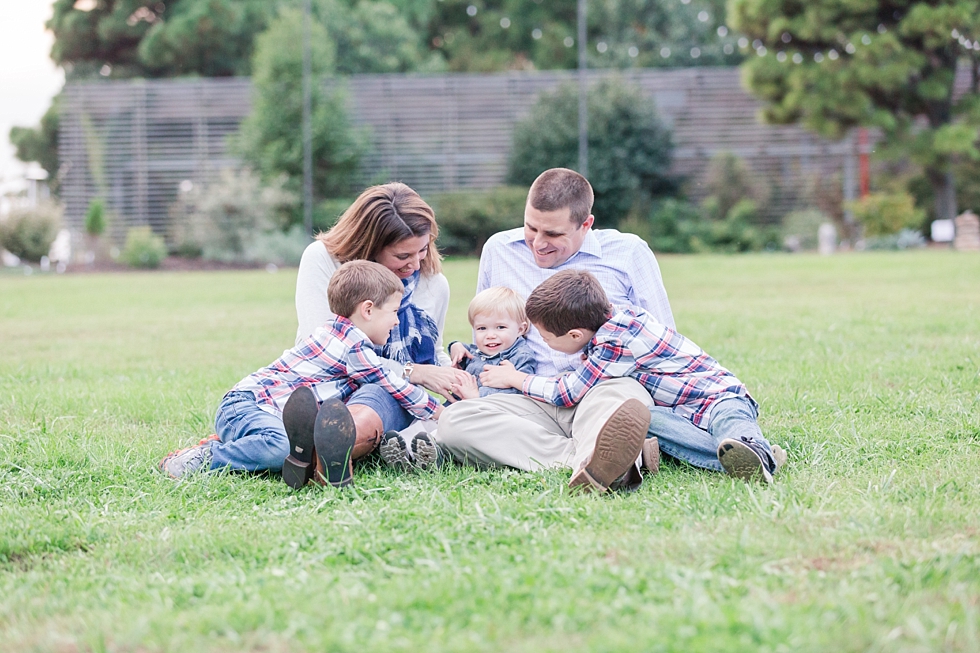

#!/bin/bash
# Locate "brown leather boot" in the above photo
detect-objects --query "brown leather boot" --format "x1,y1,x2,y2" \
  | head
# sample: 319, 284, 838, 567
569, 399, 649, 494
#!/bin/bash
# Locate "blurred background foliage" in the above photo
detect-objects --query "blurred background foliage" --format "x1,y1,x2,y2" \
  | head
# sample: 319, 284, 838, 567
9, 0, 980, 262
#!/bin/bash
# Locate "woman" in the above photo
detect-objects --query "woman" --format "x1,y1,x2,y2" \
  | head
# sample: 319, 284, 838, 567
294, 182, 467, 459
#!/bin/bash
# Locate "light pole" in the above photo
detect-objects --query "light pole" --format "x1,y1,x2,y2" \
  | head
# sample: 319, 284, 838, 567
302, 0, 313, 238
577, 0, 588, 178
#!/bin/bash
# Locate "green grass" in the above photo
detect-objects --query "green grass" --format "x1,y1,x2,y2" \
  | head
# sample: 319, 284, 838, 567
2, 252, 979, 652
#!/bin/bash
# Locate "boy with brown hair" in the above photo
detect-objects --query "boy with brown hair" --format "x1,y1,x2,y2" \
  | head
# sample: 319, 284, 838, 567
159, 260, 443, 488
481, 269, 785, 484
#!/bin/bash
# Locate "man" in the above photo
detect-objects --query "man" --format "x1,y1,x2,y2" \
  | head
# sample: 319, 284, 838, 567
436, 168, 674, 491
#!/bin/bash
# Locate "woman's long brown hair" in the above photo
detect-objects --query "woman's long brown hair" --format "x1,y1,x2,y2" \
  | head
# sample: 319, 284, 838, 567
317, 183, 442, 276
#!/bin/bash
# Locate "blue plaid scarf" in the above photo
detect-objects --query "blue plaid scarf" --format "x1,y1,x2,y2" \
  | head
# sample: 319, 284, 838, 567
382, 271, 439, 365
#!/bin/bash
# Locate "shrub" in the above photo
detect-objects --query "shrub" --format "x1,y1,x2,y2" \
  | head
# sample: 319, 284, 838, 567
0, 202, 61, 262
314, 197, 356, 233
507, 77, 675, 226
169, 168, 297, 264
864, 228, 927, 251
781, 209, 831, 251
620, 198, 700, 253
431, 186, 528, 255
241, 224, 311, 266
620, 197, 779, 254
84, 198, 106, 237
849, 192, 924, 237
121, 226, 167, 269
701, 152, 770, 221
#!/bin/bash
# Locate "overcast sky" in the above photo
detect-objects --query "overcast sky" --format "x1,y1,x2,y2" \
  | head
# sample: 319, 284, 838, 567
0, 0, 64, 189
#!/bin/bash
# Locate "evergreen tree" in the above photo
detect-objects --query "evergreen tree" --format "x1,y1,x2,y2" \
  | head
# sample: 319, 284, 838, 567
730, 0, 980, 221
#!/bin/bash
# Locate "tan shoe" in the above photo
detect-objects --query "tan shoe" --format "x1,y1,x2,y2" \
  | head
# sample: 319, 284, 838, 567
569, 398, 650, 494
641, 436, 660, 475
771, 444, 788, 471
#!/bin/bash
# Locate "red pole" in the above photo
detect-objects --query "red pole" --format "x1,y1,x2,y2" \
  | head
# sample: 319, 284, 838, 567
858, 128, 870, 197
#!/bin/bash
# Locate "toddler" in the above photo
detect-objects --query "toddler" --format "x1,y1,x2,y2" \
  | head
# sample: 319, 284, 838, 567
379, 286, 536, 468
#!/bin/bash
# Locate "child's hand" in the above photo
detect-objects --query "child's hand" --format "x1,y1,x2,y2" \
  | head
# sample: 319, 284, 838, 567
480, 360, 525, 390
450, 342, 474, 368
451, 373, 481, 400
432, 405, 445, 421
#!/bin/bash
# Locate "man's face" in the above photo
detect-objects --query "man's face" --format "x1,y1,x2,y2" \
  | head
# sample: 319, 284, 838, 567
523, 205, 594, 269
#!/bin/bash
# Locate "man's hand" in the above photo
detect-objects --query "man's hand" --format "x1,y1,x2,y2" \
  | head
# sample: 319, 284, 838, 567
449, 342, 474, 368
480, 359, 527, 390
451, 373, 481, 400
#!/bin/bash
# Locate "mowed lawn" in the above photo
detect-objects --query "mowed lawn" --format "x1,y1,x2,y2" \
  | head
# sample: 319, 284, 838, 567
1, 251, 979, 652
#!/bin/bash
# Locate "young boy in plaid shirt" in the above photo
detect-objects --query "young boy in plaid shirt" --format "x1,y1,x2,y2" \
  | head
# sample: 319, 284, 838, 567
159, 260, 443, 488
481, 269, 785, 486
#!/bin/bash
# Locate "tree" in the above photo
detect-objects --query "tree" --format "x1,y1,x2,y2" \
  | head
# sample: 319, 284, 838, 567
507, 77, 675, 225
321, 0, 444, 74
47, 0, 279, 79
425, 0, 741, 72
236, 7, 367, 221
9, 94, 61, 193
729, 0, 980, 221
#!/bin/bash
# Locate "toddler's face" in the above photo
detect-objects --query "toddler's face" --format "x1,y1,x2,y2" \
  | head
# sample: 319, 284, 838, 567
472, 311, 526, 356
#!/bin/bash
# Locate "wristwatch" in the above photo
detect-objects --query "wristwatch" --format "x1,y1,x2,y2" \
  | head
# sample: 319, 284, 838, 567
402, 361, 416, 381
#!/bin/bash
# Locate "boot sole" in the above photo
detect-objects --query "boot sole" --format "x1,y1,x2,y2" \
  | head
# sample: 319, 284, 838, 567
281, 386, 319, 490
313, 398, 356, 487
718, 439, 773, 484
379, 431, 412, 471
412, 434, 441, 471
569, 398, 649, 494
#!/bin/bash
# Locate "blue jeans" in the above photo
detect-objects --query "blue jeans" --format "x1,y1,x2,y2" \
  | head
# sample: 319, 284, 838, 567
211, 391, 290, 472
648, 397, 773, 472
346, 383, 413, 432
210, 385, 413, 472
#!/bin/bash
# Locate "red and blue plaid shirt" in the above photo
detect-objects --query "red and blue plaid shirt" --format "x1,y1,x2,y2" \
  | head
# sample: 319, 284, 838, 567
522, 307, 753, 427
233, 316, 439, 420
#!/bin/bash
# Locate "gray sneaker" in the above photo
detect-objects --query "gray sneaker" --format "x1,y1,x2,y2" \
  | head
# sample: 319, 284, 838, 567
411, 433, 444, 471
379, 430, 413, 470
159, 441, 213, 479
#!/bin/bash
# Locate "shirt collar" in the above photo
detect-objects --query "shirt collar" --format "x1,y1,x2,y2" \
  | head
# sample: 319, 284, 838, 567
504, 227, 603, 262
476, 337, 525, 361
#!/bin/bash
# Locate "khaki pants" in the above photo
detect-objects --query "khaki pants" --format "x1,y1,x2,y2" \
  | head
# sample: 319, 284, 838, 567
436, 378, 653, 472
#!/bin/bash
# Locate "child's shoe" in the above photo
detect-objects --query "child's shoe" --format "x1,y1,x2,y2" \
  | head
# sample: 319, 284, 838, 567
159, 441, 213, 479
281, 386, 319, 490
311, 398, 356, 487
411, 432, 444, 471
569, 398, 649, 494
771, 444, 788, 471
379, 430, 413, 470
641, 436, 660, 475
717, 436, 777, 484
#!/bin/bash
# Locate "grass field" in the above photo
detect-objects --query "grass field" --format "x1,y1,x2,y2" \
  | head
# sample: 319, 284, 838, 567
2, 251, 979, 652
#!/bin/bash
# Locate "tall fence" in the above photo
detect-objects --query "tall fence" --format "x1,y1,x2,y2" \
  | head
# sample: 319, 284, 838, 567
60, 68, 860, 239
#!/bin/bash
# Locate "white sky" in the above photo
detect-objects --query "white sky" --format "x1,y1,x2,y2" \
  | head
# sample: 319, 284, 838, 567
0, 0, 64, 188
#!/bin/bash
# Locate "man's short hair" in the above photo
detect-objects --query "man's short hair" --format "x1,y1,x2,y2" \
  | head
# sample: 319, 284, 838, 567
467, 286, 528, 327
527, 168, 595, 227
525, 270, 610, 335
327, 260, 404, 318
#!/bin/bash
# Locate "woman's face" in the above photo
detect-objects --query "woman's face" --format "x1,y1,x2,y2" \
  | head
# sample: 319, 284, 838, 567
375, 234, 430, 279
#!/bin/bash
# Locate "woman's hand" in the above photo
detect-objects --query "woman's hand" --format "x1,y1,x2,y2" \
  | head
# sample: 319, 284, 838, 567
449, 342, 474, 368
451, 373, 481, 400
411, 363, 469, 400
480, 360, 527, 390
